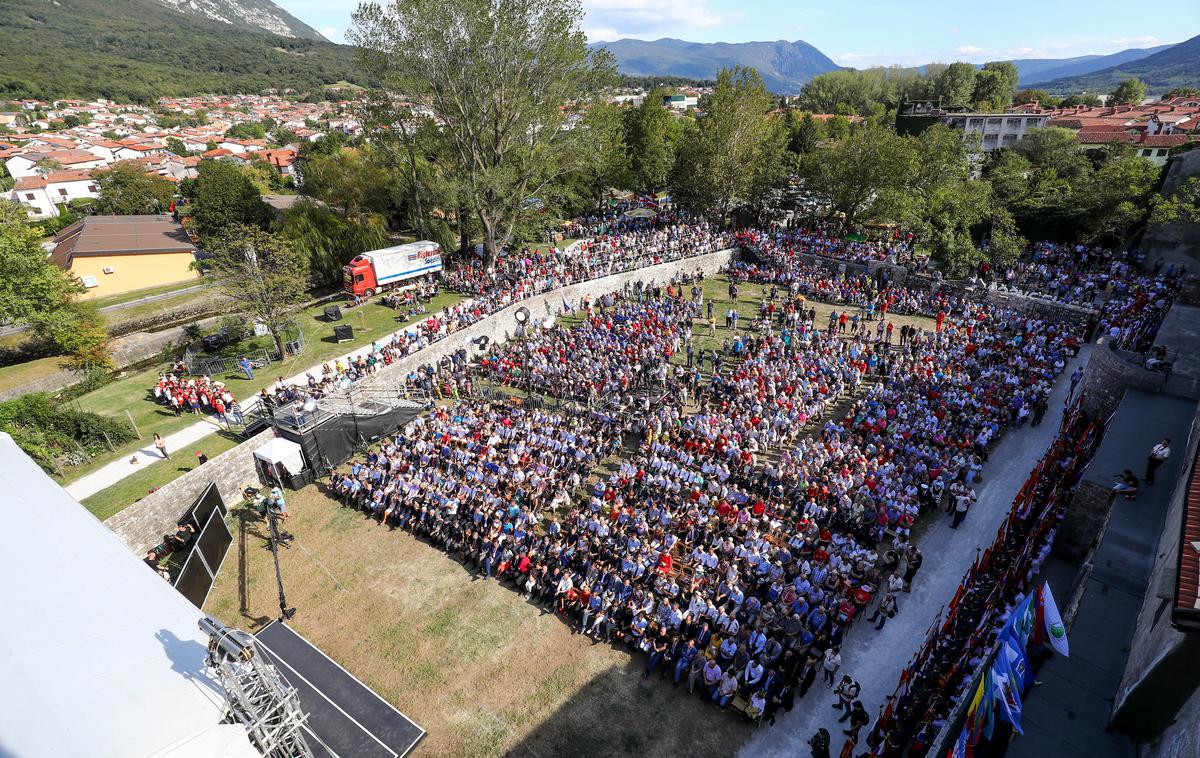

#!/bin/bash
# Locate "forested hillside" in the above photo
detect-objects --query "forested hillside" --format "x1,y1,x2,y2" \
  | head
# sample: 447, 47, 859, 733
0, 0, 363, 103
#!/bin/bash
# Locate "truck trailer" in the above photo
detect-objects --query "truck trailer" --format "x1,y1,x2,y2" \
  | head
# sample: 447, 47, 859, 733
343, 241, 442, 298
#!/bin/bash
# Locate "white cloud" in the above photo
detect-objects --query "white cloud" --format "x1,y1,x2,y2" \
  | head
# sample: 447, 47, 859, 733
950, 27, 960, 34
954, 45, 984, 55
320, 26, 344, 43
583, 0, 725, 41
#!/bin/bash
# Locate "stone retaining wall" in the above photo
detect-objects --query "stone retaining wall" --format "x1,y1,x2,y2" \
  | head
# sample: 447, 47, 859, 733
0, 316, 222, 402
1081, 339, 1200, 417
101, 248, 737, 553
104, 429, 273, 555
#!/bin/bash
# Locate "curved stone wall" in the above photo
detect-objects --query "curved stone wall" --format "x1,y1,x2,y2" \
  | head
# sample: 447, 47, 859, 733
105, 248, 737, 553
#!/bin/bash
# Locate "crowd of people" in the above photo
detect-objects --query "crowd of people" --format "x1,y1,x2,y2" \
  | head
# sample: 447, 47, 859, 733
321, 236, 1083, 733
151, 365, 243, 423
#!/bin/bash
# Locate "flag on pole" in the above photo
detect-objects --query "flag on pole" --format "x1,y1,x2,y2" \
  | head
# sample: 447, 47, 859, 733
1040, 580, 1070, 657
979, 667, 997, 741
1003, 635, 1035, 692
1006, 591, 1037, 648
991, 651, 1025, 734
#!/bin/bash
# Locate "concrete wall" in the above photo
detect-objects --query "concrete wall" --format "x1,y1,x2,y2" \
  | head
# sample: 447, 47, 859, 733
351, 248, 737, 393
100, 248, 737, 554
104, 428, 273, 555
1111, 403, 1200, 744
1081, 339, 1200, 418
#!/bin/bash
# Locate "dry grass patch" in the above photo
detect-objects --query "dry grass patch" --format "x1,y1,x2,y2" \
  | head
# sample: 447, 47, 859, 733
206, 487, 754, 757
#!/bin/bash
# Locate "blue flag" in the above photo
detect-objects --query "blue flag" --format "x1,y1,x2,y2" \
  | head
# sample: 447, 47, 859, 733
992, 650, 1025, 734
1004, 635, 1035, 693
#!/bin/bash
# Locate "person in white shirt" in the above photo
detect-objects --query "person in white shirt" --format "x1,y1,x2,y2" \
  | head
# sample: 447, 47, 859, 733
1145, 438, 1171, 485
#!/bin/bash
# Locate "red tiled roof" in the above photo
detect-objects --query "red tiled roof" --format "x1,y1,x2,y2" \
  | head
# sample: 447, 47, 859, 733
13, 176, 47, 190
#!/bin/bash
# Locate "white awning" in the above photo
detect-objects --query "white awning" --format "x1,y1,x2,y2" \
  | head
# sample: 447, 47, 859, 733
254, 436, 305, 475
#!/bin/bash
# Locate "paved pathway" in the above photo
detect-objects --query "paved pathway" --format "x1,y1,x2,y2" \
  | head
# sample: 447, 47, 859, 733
63, 316, 429, 501
740, 345, 1093, 758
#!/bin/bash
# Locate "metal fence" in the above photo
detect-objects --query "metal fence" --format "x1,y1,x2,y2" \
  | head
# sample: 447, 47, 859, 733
181, 326, 306, 377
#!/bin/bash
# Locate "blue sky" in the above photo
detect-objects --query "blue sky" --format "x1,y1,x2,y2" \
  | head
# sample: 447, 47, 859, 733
277, 0, 1198, 67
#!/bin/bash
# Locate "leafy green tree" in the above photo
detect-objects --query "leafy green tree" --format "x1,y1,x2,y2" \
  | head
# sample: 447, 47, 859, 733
797, 126, 912, 233
190, 159, 270, 238
200, 225, 309, 358
1109, 77, 1147, 106
165, 137, 190, 156
1075, 150, 1159, 243
224, 121, 269, 140
825, 115, 851, 141
1060, 93, 1102, 107
301, 146, 392, 221
0, 197, 29, 225
786, 111, 824, 155
1014, 89, 1061, 108
973, 62, 1017, 110
1162, 87, 1200, 100
571, 101, 631, 208
623, 93, 682, 193
92, 162, 175, 215
1150, 177, 1200, 226
1014, 127, 1090, 183
278, 199, 389, 285
934, 62, 978, 108
0, 214, 109, 368
351, 0, 616, 268
672, 67, 783, 219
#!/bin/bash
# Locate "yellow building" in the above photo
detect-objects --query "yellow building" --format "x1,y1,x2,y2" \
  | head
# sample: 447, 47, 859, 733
50, 215, 199, 300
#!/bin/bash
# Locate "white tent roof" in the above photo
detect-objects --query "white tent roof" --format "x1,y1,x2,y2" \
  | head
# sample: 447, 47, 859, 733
0, 433, 257, 758
254, 436, 303, 465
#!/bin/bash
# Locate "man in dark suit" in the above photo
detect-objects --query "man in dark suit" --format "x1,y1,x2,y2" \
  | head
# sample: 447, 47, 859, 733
797, 654, 819, 698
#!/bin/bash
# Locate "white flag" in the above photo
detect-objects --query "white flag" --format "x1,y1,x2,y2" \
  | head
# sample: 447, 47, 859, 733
1041, 581, 1069, 657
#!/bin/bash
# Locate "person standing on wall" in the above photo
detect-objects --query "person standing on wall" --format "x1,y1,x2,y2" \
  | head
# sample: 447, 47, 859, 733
1145, 438, 1171, 485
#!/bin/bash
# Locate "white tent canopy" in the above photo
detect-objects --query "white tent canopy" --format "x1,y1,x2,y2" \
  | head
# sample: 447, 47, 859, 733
254, 436, 305, 476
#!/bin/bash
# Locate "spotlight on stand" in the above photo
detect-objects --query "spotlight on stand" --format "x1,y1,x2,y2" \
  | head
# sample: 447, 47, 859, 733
514, 307, 530, 325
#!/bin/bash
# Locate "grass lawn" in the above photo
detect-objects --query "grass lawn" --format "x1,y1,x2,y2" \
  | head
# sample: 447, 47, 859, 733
0, 353, 70, 390
80, 431, 242, 520
58, 291, 463, 490
92, 280, 204, 309
206, 488, 754, 757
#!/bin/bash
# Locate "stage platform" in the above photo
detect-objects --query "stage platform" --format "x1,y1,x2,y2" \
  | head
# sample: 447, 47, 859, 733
256, 621, 425, 757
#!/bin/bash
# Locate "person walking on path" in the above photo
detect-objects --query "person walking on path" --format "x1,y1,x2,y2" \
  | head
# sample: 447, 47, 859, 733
153, 433, 169, 460
1145, 438, 1171, 485
842, 701, 870, 740
867, 592, 898, 630
808, 728, 831, 758
1067, 366, 1084, 403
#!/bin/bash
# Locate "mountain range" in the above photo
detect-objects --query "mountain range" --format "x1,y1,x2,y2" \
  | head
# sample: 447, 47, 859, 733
592, 36, 1197, 95
1034, 34, 1200, 94
154, 0, 325, 40
0, 0, 360, 102
1, 0, 1196, 103
588, 38, 840, 94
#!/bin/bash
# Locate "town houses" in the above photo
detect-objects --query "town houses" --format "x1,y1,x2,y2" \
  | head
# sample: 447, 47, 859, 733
2, 93, 344, 218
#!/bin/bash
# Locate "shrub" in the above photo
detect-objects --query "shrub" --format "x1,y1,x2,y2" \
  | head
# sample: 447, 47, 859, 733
0, 392, 135, 472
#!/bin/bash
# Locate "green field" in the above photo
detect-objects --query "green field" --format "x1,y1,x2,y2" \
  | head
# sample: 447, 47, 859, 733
58, 291, 463, 492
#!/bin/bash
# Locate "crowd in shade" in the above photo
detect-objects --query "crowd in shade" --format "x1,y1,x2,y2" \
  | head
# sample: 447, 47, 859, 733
755, 221, 925, 267
442, 216, 731, 299
863, 405, 1103, 756
323, 231, 1083, 731
732, 230, 951, 317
